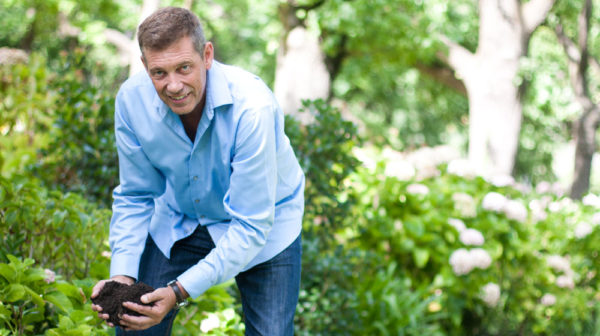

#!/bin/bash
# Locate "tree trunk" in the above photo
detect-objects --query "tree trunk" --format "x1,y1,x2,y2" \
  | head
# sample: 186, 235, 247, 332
440, 0, 555, 177
571, 107, 600, 199
555, 0, 600, 199
273, 1, 330, 120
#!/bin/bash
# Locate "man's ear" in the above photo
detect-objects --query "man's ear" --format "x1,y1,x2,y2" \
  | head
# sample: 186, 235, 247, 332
203, 42, 214, 70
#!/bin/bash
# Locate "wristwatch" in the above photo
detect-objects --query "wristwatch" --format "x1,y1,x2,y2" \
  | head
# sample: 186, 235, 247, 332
167, 280, 188, 308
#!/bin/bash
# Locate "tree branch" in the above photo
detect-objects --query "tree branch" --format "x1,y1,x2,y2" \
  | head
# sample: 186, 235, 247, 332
437, 34, 476, 82
522, 0, 556, 35
555, 24, 581, 63
415, 62, 467, 96
104, 28, 134, 55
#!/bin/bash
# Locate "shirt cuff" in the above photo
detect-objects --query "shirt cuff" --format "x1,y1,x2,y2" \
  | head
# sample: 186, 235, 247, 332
109, 253, 141, 280
177, 261, 215, 299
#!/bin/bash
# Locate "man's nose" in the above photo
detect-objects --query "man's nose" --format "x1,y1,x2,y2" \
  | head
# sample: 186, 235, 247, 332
166, 75, 184, 93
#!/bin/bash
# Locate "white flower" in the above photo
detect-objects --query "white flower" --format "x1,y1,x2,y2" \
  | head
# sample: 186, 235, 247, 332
200, 313, 221, 333
448, 218, 466, 232
44, 269, 56, 284
415, 166, 441, 180
549, 198, 578, 213
488, 174, 515, 187
447, 159, 477, 178
593, 212, 600, 225
575, 222, 593, 239
406, 183, 429, 195
482, 192, 508, 212
449, 248, 493, 275
384, 160, 415, 181
540, 293, 557, 306
353, 147, 378, 171
470, 248, 492, 269
503, 200, 528, 223
481, 283, 501, 307
449, 249, 474, 275
452, 192, 477, 218
547, 255, 571, 274
460, 228, 485, 246
529, 199, 548, 222
583, 193, 600, 208
536, 181, 552, 194
556, 275, 575, 289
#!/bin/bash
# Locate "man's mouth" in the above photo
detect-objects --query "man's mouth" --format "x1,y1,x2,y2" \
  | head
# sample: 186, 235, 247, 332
169, 93, 190, 103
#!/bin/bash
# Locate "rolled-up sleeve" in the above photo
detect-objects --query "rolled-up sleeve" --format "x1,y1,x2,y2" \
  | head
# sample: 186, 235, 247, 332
109, 91, 165, 280
178, 104, 277, 298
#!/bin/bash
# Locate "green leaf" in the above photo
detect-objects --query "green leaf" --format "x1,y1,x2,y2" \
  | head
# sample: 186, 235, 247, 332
23, 268, 46, 284
45, 291, 73, 312
0, 264, 14, 283
404, 219, 425, 237
23, 285, 45, 308
412, 248, 430, 268
2, 284, 25, 302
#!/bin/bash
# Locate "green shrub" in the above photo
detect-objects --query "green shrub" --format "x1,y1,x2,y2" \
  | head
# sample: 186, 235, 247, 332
0, 175, 111, 280
285, 99, 362, 247
173, 281, 244, 336
0, 255, 110, 336
0, 51, 118, 208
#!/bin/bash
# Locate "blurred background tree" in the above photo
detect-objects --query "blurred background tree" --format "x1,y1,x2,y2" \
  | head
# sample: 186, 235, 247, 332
2, 0, 600, 334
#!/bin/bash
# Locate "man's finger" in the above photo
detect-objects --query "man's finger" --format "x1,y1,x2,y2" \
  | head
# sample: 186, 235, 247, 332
119, 313, 152, 331
91, 280, 105, 298
141, 289, 163, 304
123, 301, 154, 316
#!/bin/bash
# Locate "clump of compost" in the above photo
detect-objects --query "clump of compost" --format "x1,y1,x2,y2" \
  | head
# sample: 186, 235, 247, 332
92, 281, 155, 327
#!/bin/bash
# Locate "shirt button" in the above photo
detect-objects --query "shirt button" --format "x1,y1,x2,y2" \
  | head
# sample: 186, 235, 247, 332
200, 215, 205, 219
193, 176, 198, 181
195, 199, 200, 203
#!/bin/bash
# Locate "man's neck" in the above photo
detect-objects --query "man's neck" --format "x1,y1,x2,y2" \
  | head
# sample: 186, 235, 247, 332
179, 99, 204, 142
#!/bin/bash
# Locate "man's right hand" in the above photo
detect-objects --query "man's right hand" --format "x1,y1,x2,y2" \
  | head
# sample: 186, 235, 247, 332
91, 275, 135, 326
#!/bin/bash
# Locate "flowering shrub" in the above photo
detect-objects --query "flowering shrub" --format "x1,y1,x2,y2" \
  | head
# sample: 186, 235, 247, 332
347, 145, 600, 335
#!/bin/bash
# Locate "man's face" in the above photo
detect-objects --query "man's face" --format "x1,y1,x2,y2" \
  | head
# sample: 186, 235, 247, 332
142, 36, 213, 115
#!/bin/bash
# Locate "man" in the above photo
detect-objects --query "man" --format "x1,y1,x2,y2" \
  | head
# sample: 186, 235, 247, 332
91, 7, 304, 335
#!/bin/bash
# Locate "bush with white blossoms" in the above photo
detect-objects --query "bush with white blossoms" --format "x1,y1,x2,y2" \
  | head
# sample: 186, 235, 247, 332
482, 192, 528, 223
448, 218, 466, 232
449, 248, 492, 275
452, 192, 477, 218
503, 200, 528, 222
556, 274, 575, 289
547, 255, 571, 274
582, 193, 600, 208
574, 222, 593, 239
459, 228, 485, 246
349, 148, 600, 335
540, 293, 557, 306
481, 283, 501, 307
482, 192, 508, 212
406, 183, 429, 195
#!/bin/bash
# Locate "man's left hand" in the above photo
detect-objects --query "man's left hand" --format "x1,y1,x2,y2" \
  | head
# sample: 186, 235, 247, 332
118, 287, 177, 331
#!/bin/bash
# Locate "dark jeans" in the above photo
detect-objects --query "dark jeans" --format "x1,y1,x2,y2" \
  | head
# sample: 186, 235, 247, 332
116, 225, 301, 336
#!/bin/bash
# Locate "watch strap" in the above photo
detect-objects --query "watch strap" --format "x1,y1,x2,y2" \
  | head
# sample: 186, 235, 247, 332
167, 280, 187, 308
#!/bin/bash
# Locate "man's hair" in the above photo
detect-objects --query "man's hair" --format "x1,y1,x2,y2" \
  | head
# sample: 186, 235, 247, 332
137, 7, 206, 59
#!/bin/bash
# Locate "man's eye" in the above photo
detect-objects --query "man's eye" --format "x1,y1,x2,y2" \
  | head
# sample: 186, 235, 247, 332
181, 65, 191, 71
153, 71, 165, 77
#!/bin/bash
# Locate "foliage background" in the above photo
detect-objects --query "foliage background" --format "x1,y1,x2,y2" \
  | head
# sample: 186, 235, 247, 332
1, 0, 600, 335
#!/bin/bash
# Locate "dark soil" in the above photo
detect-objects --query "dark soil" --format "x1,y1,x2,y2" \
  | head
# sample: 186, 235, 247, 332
91, 281, 155, 327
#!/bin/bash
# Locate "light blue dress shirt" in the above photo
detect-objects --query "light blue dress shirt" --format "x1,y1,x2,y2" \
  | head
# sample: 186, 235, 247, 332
108, 61, 304, 299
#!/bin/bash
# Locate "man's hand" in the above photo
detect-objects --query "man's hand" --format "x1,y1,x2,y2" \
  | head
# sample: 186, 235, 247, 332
118, 286, 177, 331
91, 275, 135, 327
